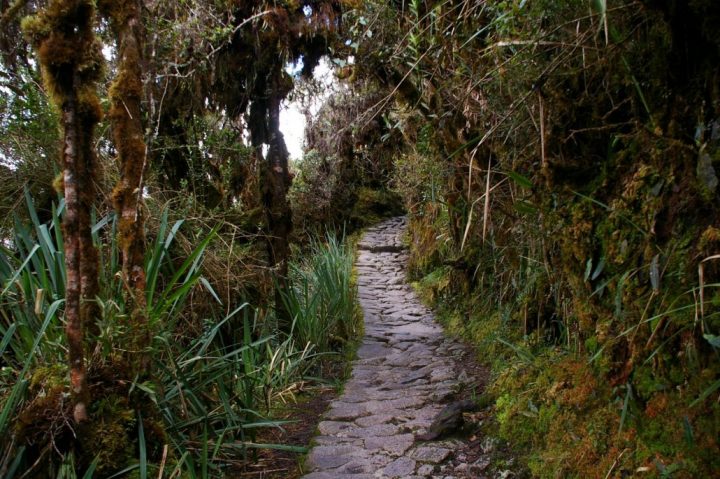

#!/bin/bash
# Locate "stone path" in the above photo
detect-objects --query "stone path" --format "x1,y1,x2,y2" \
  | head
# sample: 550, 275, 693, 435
302, 217, 480, 479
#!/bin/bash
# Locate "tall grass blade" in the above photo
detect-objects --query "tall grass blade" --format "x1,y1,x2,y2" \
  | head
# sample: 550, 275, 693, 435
689, 379, 720, 408
0, 323, 17, 356
81, 457, 99, 479
4, 446, 25, 479
0, 299, 63, 437
618, 383, 632, 433
0, 244, 39, 296
138, 411, 147, 479
105, 465, 140, 479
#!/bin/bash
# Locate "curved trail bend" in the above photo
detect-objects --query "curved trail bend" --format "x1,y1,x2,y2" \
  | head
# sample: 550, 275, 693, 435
303, 217, 480, 479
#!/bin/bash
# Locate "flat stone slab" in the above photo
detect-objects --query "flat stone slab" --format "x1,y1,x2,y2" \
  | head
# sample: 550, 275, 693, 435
325, 402, 369, 421
301, 217, 474, 478
356, 341, 391, 359
381, 457, 417, 477
409, 446, 453, 464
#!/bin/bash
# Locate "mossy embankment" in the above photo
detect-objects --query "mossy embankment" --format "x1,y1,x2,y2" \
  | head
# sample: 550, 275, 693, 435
410, 188, 720, 476
366, 1, 720, 476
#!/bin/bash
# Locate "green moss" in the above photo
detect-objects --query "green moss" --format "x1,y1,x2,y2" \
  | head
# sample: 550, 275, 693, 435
411, 249, 720, 477
348, 187, 404, 227
78, 396, 136, 474
414, 266, 452, 303
22, 0, 105, 111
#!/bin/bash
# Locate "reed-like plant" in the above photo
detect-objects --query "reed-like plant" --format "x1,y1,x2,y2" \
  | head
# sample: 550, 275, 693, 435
281, 232, 358, 352
0, 193, 320, 477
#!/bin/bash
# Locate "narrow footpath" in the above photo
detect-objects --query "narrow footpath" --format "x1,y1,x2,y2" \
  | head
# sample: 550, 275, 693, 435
302, 217, 484, 479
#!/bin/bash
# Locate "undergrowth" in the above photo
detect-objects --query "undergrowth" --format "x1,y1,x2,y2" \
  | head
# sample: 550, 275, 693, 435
0, 193, 359, 477
413, 224, 720, 478
340, 0, 720, 476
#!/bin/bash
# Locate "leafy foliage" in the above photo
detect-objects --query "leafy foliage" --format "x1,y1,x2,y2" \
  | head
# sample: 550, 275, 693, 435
281, 232, 359, 351
339, 0, 720, 476
0, 194, 356, 476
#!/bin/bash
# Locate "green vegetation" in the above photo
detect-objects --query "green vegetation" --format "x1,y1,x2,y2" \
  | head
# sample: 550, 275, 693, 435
1, 0, 719, 476
338, 0, 720, 476
282, 233, 360, 352
0, 195, 359, 476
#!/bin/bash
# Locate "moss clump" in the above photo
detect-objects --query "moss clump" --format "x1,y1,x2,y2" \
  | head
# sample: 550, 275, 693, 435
78, 396, 136, 474
100, 0, 151, 370
21, 0, 104, 119
15, 365, 69, 450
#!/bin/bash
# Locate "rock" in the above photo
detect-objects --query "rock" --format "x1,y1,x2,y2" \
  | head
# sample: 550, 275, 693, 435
417, 464, 435, 475
409, 446, 452, 463
364, 433, 414, 455
415, 399, 478, 441
454, 463, 469, 473
381, 457, 417, 477
481, 437, 497, 454
302, 217, 480, 478
469, 457, 491, 474
697, 151, 718, 196
325, 402, 368, 421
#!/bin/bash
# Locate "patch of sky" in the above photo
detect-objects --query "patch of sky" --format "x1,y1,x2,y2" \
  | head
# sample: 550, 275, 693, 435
102, 44, 114, 62
279, 57, 339, 162
286, 56, 305, 78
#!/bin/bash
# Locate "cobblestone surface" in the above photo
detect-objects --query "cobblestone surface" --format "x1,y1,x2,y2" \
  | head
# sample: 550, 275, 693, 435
302, 217, 477, 479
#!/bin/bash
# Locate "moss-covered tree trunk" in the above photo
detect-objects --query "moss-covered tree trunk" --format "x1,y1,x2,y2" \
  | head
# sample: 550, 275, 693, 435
100, 0, 149, 370
248, 66, 294, 332
23, 0, 104, 423
264, 83, 293, 332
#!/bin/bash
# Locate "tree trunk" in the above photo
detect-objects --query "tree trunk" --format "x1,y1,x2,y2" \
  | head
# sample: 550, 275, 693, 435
61, 87, 90, 424
248, 68, 294, 333
101, 0, 149, 370
264, 89, 293, 332
23, 0, 104, 424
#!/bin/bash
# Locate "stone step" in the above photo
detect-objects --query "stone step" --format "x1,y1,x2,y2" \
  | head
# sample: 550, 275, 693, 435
302, 216, 477, 479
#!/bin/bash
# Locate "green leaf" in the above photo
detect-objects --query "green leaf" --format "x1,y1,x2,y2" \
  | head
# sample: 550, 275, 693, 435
138, 411, 147, 479
618, 382, 632, 433
703, 334, 720, 348
1, 244, 40, 296
105, 465, 140, 479
689, 378, 720, 408
682, 416, 695, 446
199, 277, 221, 305
0, 323, 17, 357
0, 299, 63, 436
591, 257, 606, 281
591, 0, 606, 15
135, 382, 158, 405
82, 456, 99, 479
5, 446, 25, 479
497, 337, 535, 364
584, 258, 593, 282
513, 200, 537, 215
507, 170, 533, 189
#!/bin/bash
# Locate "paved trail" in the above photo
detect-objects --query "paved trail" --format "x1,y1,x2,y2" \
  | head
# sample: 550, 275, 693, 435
302, 217, 479, 479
